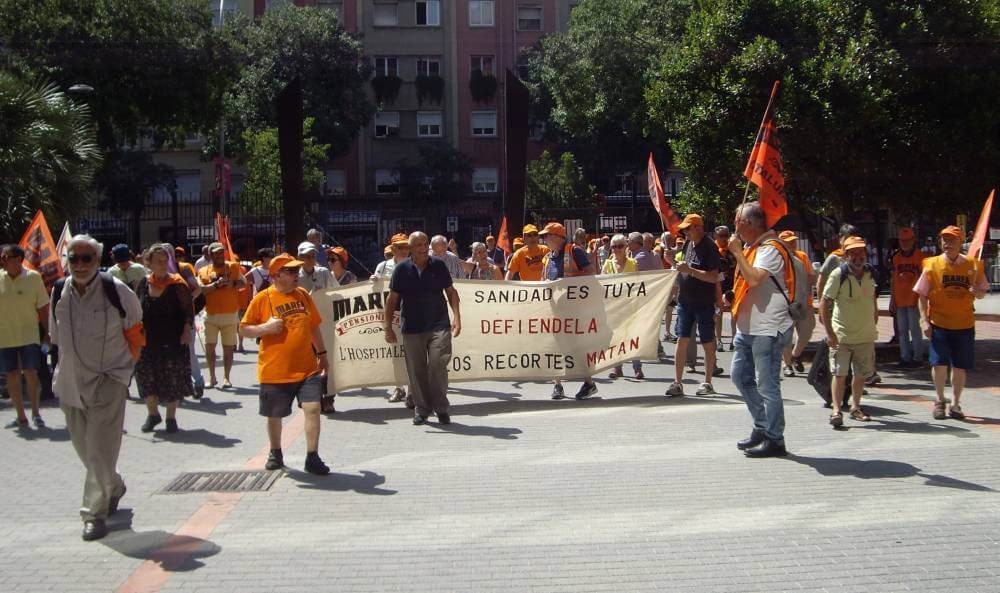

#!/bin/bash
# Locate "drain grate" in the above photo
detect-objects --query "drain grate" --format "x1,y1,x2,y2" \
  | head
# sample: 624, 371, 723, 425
158, 470, 281, 494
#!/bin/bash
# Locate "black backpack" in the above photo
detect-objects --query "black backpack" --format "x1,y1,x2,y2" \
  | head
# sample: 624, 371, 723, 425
806, 340, 854, 408
51, 272, 127, 322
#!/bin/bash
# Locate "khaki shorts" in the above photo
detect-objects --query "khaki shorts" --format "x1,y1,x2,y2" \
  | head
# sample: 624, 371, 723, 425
830, 341, 875, 378
204, 312, 240, 347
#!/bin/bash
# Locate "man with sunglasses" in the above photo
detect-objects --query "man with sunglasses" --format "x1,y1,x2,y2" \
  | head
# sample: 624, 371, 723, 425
1, 244, 51, 429
50, 235, 143, 541
241, 253, 330, 475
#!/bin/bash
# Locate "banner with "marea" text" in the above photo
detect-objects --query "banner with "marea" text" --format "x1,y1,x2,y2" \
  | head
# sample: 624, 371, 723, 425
313, 270, 677, 392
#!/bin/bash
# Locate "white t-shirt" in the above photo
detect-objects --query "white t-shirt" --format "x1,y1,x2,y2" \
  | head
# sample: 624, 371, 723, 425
736, 244, 794, 337
373, 258, 399, 280
298, 266, 335, 293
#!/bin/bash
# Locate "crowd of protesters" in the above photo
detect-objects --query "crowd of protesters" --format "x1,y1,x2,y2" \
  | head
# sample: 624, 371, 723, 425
0, 210, 991, 541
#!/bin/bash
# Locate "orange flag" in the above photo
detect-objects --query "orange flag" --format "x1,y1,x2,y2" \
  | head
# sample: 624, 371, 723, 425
215, 212, 236, 262
744, 81, 788, 228
18, 211, 63, 291
497, 216, 512, 255
648, 153, 682, 235
968, 189, 995, 260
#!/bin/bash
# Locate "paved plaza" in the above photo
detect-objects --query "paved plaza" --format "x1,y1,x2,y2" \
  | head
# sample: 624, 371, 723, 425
2, 318, 999, 593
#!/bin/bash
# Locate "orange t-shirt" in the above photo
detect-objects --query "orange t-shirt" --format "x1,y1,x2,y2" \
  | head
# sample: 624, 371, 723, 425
198, 262, 243, 315
891, 249, 924, 308
507, 245, 550, 281
241, 286, 322, 384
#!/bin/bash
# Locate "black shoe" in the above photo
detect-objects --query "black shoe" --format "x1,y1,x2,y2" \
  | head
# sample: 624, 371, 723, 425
193, 385, 204, 400
304, 452, 330, 475
551, 384, 565, 400
793, 358, 805, 374
436, 412, 451, 425
265, 449, 284, 470
165, 418, 178, 433
574, 382, 598, 400
108, 485, 126, 515
744, 439, 788, 458
82, 519, 108, 541
141, 415, 162, 433
412, 415, 428, 426
736, 430, 766, 451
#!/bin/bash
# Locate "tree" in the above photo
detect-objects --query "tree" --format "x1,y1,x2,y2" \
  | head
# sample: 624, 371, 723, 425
225, 3, 374, 250
526, 150, 595, 210
239, 118, 329, 216
397, 143, 474, 202
0, 71, 101, 242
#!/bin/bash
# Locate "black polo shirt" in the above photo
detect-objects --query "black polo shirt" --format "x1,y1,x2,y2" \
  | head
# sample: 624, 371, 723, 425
678, 236, 721, 306
389, 256, 453, 334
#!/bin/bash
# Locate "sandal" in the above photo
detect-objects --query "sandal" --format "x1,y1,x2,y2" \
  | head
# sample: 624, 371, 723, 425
829, 412, 843, 428
949, 404, 965, 420
933, 401, 947, 420
849, 407, 871, 422
634, 370, 645, 380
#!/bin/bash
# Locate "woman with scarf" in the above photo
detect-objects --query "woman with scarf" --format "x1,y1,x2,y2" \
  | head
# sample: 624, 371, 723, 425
135, 243, 194, 433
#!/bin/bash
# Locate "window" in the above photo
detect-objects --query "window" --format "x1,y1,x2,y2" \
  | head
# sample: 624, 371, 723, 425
375, 169, 399, 195
472, 168, 498, 193
373, 2, 398, 26
471, 111, 497, 137
517, 5, 542, 31
415, 0, 440, 26
374, 112, 400, 138
417, 112, 443, 137
516, 54, 531, 79
469, 0, 494, 26
323, 170, 346, 195
374, 57, 398, 77
470, 55, 494, 75
416, 57, 441, 77
613, 173, 635, 196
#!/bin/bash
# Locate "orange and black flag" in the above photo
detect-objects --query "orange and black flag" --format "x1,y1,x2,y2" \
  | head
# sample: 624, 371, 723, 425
648, 153, 682, 235
497, 215, 513, 256
18, 210, 63, 291
744, 81, 788, 228
215, 212, 236, 262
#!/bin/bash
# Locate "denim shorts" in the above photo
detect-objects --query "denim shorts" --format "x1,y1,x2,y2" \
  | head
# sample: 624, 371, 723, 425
258, 374, 324, 418
0, 344, 43, 373
674, 303, 716, 344
929, 326, 974, 370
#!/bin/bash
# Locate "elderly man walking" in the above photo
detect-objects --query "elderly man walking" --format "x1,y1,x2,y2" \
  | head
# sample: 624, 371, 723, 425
384, 232, 462, 425
728, 203, 795, 458
50, 235, 144, 541
1, 244, 51, 429
819, 236, 878, 428
914, 225, 989, 420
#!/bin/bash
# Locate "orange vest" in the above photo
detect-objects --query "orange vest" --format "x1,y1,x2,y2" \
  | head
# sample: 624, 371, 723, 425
542, 243, 589, 277
924, 254, 982, 330
731, 237, 796, 321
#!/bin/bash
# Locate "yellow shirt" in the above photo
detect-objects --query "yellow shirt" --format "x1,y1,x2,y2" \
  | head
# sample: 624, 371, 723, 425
601, 257, 638, 274
919, 254, 987, 330
198, 262, 243, 315
241, 287, 322, 384
507, 245, 550, 281
0, 268, 49, 348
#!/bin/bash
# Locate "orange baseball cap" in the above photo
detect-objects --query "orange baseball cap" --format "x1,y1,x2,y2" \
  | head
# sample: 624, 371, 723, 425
390, 233, 410, 246
174, 246, 186, 256
678, 213, 704, 229
513, 237, 524, 249
898, 227, 916, 240
522, 224, 539, 235
778, 230, 797, 242
843, 236, 867, 252
329, 246, 349, 265
939, 225, 963, 239
268, 253, 304, 276
539, 222, 566, 238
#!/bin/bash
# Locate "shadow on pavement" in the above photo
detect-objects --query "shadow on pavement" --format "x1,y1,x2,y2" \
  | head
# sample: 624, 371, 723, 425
102, 510, 221, 571
858, 418, 980, 438
149, 428, 242, 448
179, 397, 243, 416
787, 455, 994, 491
447, 386, 523, 400
287, 470, 397, 495
425, 421, 522, 440
10, 425, 71, 442
963, 416, 1000, 426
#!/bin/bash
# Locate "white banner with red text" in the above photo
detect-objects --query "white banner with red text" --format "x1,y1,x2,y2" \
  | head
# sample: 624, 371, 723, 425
313, 270, 677, 392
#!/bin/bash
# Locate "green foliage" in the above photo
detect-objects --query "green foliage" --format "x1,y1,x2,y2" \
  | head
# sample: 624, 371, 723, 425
397, 144, 473, 201
223, 3, 374, 160
526, 150, 595, 209
469, 70, 498, 103
372, 74, 403, 106
0, 71, 101, 242
415, 74, 445, 106
239, 118, 329, 215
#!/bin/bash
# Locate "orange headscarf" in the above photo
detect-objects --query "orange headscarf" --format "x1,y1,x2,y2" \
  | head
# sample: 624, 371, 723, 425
147, 272, 186, 291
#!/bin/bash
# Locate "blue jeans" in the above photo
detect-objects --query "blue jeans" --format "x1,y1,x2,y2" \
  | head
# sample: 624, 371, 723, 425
731, 329, 793, 443
896, 306, 923, 362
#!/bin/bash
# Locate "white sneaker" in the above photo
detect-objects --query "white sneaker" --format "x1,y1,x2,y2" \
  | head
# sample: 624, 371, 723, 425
665, 382, 684, 397
696, 383, 715, 395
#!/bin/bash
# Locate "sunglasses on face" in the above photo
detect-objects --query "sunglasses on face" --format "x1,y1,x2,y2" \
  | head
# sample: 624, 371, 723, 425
68, 254, 96, 264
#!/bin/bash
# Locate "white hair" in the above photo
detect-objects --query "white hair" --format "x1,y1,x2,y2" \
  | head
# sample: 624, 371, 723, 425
67, 234, 103, 259
627, 232, 643, 244
470, 241, 486, 253
611, 234, 627, 246
429, 234, 447, 246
